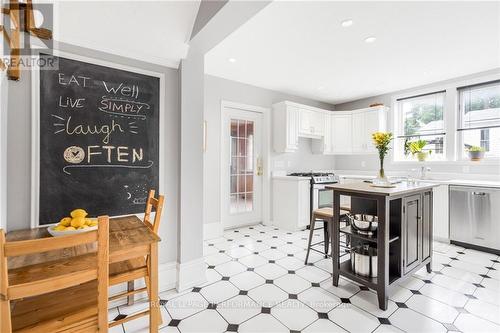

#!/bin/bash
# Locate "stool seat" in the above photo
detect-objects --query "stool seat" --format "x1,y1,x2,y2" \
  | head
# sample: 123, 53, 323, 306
313, 207, 351, 219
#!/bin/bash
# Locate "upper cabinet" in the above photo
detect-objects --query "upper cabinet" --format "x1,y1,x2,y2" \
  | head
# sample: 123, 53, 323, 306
273, 101, 388, 155
298, 109, 325, 138
273, 102, 300, 153
351, 107, 387, 154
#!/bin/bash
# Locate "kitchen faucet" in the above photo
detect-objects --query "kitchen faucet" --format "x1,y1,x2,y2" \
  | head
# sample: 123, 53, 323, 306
419, 166, 431, 179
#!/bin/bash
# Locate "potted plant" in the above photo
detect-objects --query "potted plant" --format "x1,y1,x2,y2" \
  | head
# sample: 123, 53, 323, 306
466, 145, 485, 161
372, 131, 393, 185
405, 139, 431, 162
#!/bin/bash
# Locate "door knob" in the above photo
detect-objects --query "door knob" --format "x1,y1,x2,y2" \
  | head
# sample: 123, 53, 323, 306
256, 157, 263, 176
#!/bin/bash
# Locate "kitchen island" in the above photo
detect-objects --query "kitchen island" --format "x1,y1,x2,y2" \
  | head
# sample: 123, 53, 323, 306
326, 181, 437, 310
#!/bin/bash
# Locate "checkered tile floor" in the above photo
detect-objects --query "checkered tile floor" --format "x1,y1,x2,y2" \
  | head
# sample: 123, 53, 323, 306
110, 224, 500, 333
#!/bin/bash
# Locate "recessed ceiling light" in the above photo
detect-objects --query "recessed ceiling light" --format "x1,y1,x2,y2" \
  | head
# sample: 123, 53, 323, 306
364, 36, 376, 43
341, 19, 353, 27
228, 58, 236, 63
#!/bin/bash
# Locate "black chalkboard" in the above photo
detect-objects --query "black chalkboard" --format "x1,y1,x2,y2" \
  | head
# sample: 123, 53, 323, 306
37, 53, 160, 225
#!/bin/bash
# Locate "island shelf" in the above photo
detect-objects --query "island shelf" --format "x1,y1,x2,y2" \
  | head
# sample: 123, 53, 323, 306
327, 181, 436, 310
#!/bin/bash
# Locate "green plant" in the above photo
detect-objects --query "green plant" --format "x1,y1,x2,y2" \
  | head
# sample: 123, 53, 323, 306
466, 145, 485, 152
405, 139, 432, 155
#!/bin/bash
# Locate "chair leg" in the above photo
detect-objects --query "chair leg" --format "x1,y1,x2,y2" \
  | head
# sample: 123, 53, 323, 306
144, 275, 163, 326
1, 299, 12, 333
304, 215, 316, 264
127, 281, 135, 306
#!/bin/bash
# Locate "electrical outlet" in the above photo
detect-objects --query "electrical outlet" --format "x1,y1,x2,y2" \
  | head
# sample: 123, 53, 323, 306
361, 161, 366, 168
462, 165, 470, 173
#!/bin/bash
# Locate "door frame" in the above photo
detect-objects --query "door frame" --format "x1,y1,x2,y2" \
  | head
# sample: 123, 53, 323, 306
220, 100, 271, 230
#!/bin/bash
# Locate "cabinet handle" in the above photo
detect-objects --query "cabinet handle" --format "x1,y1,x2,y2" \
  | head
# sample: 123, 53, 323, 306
310, 126, 315, 133
472, 192, 487, 196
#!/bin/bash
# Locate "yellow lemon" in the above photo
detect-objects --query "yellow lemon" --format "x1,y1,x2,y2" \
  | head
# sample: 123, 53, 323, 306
65, 226, 76, 231
81, 225, 89, 229
89, 221, 98, 227
70, 209, 88, 218
71, 216, 86, 228
54, 225, 66, 231
59, 217, 72, 227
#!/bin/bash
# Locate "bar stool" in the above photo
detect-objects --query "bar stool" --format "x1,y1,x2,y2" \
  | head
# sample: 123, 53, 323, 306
304, 207, 350, 264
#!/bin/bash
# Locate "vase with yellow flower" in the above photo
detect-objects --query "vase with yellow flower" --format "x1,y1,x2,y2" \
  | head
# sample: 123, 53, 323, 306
371, 131, 393, 185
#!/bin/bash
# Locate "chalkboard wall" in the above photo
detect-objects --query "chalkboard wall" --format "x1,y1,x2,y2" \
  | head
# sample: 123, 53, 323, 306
37, 53, 160, 225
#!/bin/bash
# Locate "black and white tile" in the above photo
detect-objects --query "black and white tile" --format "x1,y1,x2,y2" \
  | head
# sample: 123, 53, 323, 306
110, 224, 500, 332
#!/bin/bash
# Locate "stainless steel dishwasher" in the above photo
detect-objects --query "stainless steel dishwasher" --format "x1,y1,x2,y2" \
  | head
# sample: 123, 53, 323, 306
450, 185, 500, 252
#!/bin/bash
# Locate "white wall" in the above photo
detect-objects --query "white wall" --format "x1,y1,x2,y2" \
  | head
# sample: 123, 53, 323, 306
334, 69, 500, 176
4, 42, 181, 265
203, 74, 336, 228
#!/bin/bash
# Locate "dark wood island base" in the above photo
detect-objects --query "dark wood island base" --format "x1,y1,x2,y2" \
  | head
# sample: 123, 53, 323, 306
327, 181, 437, 310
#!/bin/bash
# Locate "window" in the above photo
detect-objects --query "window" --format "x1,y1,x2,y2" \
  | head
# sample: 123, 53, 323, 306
395, 91, 446, 161
458, 80, 500, 159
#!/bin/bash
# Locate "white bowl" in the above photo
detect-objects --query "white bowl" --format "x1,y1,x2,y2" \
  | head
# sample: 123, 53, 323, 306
47, 224, 98, 237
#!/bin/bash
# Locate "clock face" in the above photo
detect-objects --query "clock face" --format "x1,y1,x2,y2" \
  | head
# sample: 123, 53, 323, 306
63, 146, 85, 164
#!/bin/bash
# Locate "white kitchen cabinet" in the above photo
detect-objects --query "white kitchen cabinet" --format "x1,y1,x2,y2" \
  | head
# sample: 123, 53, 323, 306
272, 177, 310, 231
298, 108, 325, 138
351, 106, 387, 154
331, 113, 352, 154
433, 184, 449, 241
273, 102, 300, 153
311, 113, 333, 154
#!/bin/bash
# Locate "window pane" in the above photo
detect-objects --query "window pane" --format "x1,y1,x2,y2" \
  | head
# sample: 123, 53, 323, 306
401, 93, 445, 136
459, 81, 500, 129
396, 92, 446, 161
461, 127, 500, 159
228, 118, 255, 214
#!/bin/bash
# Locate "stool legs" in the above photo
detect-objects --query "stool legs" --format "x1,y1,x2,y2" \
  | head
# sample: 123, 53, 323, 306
304, 214, 316, 264
323, 222, 329, 258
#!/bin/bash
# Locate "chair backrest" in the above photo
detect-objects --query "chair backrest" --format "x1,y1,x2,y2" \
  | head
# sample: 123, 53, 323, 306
143, 189, 165, 234
0, 216, 109, 331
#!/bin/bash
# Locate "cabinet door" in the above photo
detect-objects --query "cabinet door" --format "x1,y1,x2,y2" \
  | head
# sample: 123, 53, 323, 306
421, 191, 432, 261
311, 111, 325, 136
403, 194, 422, 274
331, 114, 352, 153
299, 109, 312, 135
364, 110, 380, 153
351, 112, 365, 153
287, 106, 300, 150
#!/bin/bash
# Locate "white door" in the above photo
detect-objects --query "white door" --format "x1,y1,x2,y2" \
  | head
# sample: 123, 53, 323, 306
222, 106, 263, 228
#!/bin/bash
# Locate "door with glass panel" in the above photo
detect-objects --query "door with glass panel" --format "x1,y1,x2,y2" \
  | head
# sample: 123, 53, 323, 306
221, 106, 263, 228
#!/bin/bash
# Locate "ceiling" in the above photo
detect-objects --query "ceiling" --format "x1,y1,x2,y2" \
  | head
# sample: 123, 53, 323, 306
54, 1, 201, 68
205, 1, 500, 105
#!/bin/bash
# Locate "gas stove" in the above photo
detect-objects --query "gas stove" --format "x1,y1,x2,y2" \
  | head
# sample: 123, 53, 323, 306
288, 172, 339, 184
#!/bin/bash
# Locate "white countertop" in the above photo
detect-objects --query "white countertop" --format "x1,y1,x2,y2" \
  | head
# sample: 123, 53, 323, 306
336, 172, 500, 188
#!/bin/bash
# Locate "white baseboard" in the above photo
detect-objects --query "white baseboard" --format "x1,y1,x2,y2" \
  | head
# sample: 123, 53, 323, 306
203, 222, 223, 240
176, 257, 206, 292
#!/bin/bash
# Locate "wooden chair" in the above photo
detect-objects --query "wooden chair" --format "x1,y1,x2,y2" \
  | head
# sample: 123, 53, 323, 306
108, 189, 164, 328
0, 216, 109, 333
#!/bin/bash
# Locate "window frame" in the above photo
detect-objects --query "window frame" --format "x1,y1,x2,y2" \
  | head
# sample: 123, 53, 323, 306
393, 90, 447, 162
457, 80, 500, 161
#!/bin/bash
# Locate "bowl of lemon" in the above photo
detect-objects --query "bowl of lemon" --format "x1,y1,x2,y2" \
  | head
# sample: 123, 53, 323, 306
48, 209, 98, 237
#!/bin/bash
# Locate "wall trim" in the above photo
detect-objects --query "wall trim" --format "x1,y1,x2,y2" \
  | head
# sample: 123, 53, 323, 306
204, 221, 223, 240
176, 257, 206, 292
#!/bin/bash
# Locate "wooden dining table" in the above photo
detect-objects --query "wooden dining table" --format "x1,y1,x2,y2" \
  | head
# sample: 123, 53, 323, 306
6, 215, 161, 331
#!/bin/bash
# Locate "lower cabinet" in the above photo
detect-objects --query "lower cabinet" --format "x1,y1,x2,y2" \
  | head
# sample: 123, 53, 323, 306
402, 191, 432, 275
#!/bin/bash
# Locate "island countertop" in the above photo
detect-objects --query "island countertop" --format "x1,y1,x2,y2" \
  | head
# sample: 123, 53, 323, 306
326, 180, 438, 196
